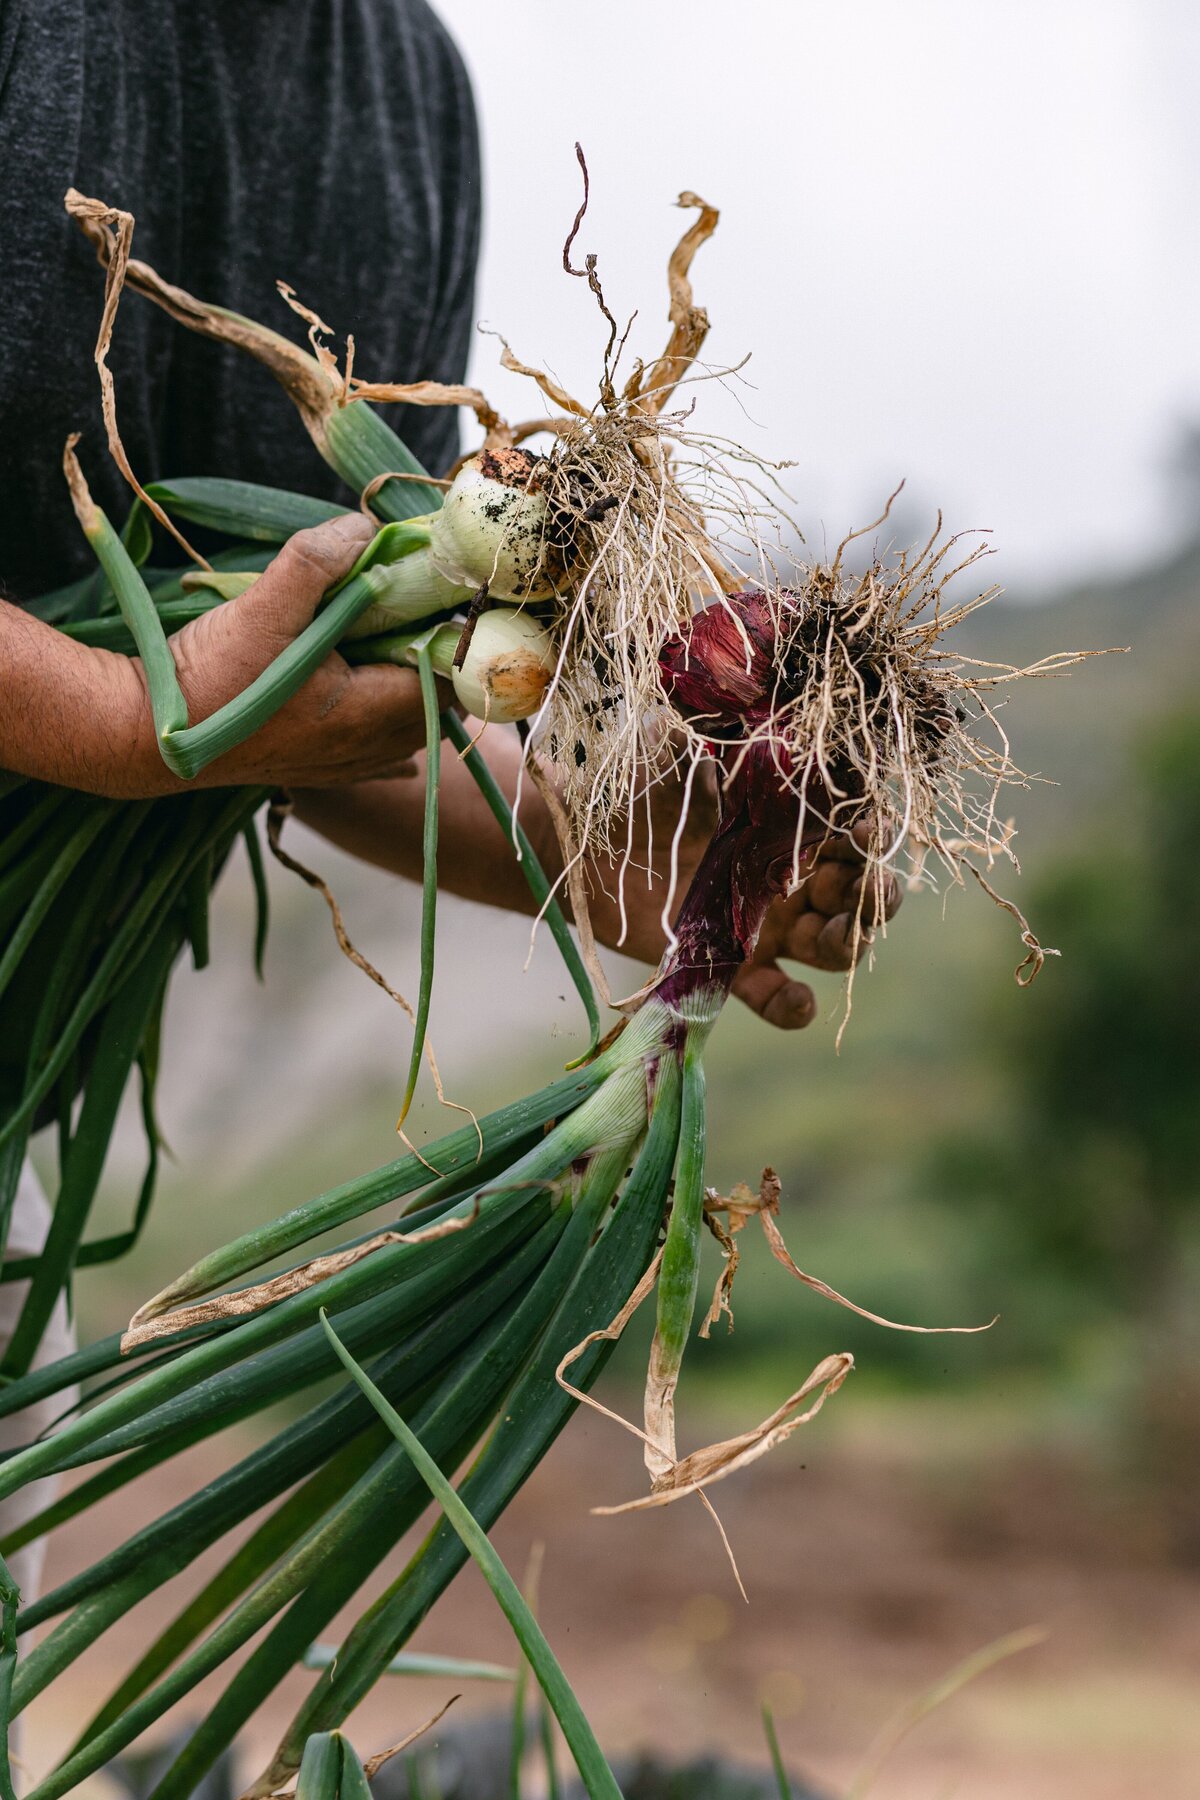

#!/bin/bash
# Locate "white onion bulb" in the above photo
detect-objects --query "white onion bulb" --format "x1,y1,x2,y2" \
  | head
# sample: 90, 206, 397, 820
449, 608, 556, 722
429, 449, 558, 601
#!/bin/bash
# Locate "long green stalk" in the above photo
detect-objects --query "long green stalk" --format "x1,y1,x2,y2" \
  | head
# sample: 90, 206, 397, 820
144, 477, 348, 542
48, 1196, 547, 1473
15, 1435, 382, 1721
20, 1222, 556, 1636
0, 1054, 648, 1499
2, 933, 178, 1374
322, 1318, 624, 1800
31, 1171, 616, 1800
127, 1058, 615, 1322
321, 402, 444, 520
646, 1034, 708, 1446
0, 993, 682, 1797
0, 801, 161, 1258
398, 641, 441, 1126
762, 1705, 792, 1800
0, 1566, 17, 1800
265, 1058, 680, 1775
0, 788, 71, 876
0, 793, 256, 1156
302, 1647, 513, 1682
0, 809, 111, 1006
146, 1154, 634, 1800
444, 712, 601, 1057
294, 1732, 342, 1800
73, 504, 188, 744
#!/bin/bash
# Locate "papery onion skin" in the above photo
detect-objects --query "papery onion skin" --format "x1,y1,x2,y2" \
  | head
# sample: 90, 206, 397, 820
658, 591, 779, 728
654, 592, 830, 1012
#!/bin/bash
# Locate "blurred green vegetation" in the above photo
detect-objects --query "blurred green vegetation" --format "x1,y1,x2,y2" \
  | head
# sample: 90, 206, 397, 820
930, 709, 1200, 1316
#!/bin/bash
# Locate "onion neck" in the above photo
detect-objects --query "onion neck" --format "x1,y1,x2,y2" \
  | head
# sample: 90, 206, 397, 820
650, 741, 814, 1021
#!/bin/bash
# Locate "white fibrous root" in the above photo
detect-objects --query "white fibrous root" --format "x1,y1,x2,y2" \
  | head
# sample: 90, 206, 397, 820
518, 401, 796, 864
241, 179, 1098, 967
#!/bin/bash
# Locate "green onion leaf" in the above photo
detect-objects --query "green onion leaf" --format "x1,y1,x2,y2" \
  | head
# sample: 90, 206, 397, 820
320, 1314, 624, 1800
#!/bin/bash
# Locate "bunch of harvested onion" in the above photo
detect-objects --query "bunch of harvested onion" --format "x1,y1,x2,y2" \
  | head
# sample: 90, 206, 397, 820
0, 173, 738, 1355
0, 172, 1102, 1800
0, 533, 1077, 1797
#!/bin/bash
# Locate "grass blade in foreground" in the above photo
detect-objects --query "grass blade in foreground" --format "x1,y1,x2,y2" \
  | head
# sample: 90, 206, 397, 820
320, 1314, 624, 1800
761, 1703, 791, 1800
844, 1625, 1046, 1800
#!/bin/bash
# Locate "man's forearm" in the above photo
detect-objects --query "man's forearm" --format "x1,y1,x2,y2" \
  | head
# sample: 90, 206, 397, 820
291, 726, 565, 919
291, 729, 703, 974
0, 600, 155, 796
0, 514, 423, 800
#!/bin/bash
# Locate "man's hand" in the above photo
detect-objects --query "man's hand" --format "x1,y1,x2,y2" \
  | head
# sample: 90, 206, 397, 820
730, 820, 902, 1028
583, 768, 903, 1030
1, 513, 434, 799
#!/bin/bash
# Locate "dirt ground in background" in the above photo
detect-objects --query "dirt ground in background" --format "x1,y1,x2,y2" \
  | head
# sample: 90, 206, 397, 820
22, 1411, 1200, 1800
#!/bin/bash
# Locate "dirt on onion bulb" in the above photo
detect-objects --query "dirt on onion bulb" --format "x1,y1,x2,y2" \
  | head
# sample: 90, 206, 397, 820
429, 447, 564, 602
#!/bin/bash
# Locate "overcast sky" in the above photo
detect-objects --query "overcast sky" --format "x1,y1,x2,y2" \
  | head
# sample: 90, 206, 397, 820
436, 0, 1200, 593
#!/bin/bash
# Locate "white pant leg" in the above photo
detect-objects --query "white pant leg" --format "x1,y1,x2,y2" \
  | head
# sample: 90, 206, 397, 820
0, 1163, 79, 1608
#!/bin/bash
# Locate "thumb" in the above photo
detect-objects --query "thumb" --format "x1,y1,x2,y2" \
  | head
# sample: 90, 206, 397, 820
235, 512, 375, 647
731, 960, 818, 1030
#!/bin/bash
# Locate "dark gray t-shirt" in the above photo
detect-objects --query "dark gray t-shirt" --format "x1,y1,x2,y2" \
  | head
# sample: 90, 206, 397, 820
0, 0, 480, 602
